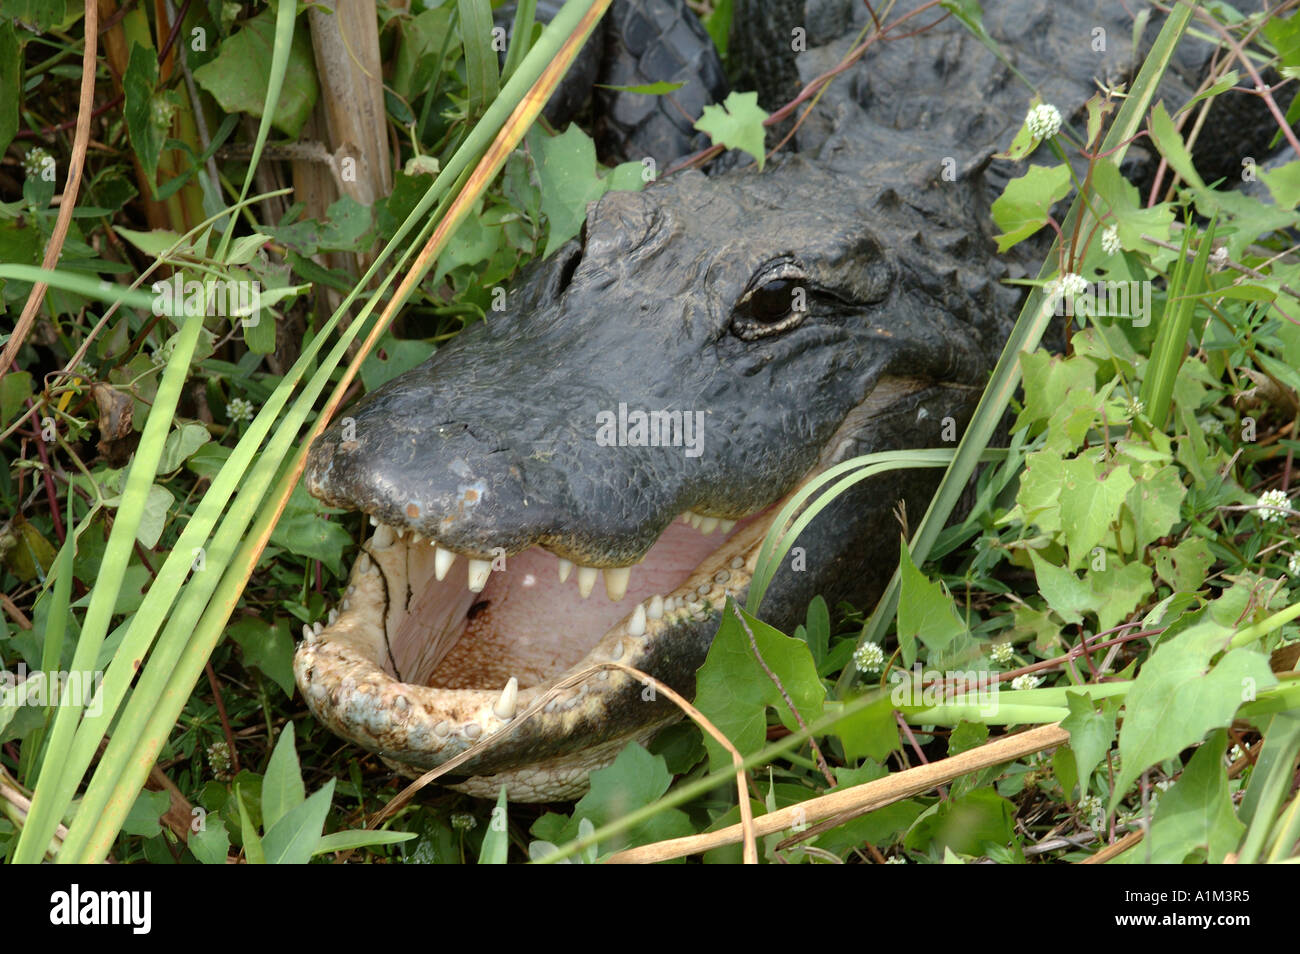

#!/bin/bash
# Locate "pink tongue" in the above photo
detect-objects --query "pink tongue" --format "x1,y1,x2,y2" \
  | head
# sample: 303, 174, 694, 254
424, 520, 745, 690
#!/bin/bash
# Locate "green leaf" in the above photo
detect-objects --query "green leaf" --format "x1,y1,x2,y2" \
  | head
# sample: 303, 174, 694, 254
1061, 692, 1118, 798
313, 829, 417, 856
694, 602, 825, 771
530, 125, 645, 257
0, 22, 19, 160
0, 370, 32, 428
833, 691, 901, 763
904, 787, 1017, 857
121, 788, 170, 838
990, 164, 1071, 252
1091, 158, 1174, 254
1029, 551, 1153, 631
228, 617, 296, 696
477, 786, 510, 864
1135, 732, 1243, 864
1058, 456, 1134, 570
132, 483, 174, 550
1113, 622, 1277, 809
235, 784, 265, 864
1148, 101, 1206, 190
1123, 464, 1186, 555
192, 7, 319, 138
262, 780, 334, 864
157, 422, 211, 473
262, 722, 306, 831
359, 334, 437, 392
268, 484, 352, 577
123, 43, 165, 195
694, 91, 770, 169
189, 813, 231, 864
563, 744, 693, 854
897, 540, 967, 661
458, 0, 500, 120
595, 81, 686, 95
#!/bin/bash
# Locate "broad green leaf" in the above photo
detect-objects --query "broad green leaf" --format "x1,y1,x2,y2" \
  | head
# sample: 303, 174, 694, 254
1, 370, 32, 428
121, 788, 170, 838
262, 722, 306, 831
157, 422, 211, 473
1129, 731, 1243, 864
268, 484, 352, 577
904, 787, 1017, 857
228, 617, 296, 697
536, 743, 693, 855
122, 43, 165, 194
695, 602, 825, 771
0, 22, 18, 159
132, 483, 174, 550
1016, 350, 1097, 435
1061, 692, 1118, 798
897, 540, 966, 662
530, 125, 645, 257
192, 7, 319, 138
236, 785, 265, 865
1058, 456, 1134, 570
833, 691, 901, 763
262, 780, 334, 864
1090, 157, 1174, 254
477, 786, 510, 864
189, 814, 231, 864
990, 164, 1072, 252
1113, 622, 1277, 808
694, 91, 770, 169
359, 334, 437, 392
1123, 464, 1186, 555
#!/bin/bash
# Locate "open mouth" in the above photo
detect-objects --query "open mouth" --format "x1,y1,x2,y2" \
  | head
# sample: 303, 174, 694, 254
294, 495, 781, 797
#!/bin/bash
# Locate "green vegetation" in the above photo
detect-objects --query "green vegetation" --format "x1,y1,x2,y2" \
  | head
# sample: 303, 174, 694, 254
3, 0, 1300, 864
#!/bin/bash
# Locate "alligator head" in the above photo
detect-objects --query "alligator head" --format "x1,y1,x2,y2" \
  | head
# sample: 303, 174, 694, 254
293, 148, 1011, 800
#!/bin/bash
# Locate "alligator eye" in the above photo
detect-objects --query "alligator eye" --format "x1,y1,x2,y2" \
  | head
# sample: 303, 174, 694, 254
731, 264, 808, 340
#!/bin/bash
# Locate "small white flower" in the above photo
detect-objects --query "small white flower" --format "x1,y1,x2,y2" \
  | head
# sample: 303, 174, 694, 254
885, 855, 908, 864
1209, 246, 1229, 272
1126, 396, 1145, 420
990, 642, 1015, 666
22, 147, 51, 180
1201, 417, 1223, 436
1051, 272, 1089, 301
1288, 553, 1300, 576
1101, 225, 1121, 256
1026, 102, 1063, 141
1256, 488, 1291, 523
1154, 779, 1174, 793
226, 397, 255, 423
1228, 744, 1245, 761
449, 812, 478, 831
1011, 674, 1042, 691
854, 642, 885, 674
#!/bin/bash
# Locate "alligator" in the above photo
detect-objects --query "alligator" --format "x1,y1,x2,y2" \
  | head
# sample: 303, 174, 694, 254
290, 0, 1204, 800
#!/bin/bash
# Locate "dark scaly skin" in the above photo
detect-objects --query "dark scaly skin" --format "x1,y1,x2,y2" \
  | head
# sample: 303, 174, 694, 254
293, 1, 1262, 798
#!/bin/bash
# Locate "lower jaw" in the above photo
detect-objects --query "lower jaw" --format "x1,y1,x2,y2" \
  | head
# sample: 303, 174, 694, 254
292, 504, 776, 801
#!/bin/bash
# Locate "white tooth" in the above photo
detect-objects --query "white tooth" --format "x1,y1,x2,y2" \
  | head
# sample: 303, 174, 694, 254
699, 516, 719, 535
312, 620, 323, 635
604, 566, 632, 602
611, 641, 624, 661
302, 624, 313, 641
557, 557, 574, 583
369, 515, 378, 527
372, 523, 395, 548
328, 608, 338, 624
411, 531, 423, 544
493, 677, 519, 720
359, 553, 373, 573
434, 721, 450, 737
680, 512, 693, 524
435, 546, 456, 581
627, 603, 647, 637
719, 519, 736, 533
467, 558, 492, 593
577, 566, 599, 599
647, 594, 664, 619
688, 512, 703, 529
342, 599, 350, 611
731, 556, 745, 569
